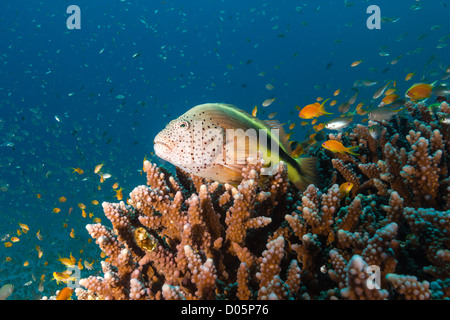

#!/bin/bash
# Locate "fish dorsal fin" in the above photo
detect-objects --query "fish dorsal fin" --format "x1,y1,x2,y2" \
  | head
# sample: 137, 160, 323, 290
218, 103, 257, 119
263, 120, 292, 155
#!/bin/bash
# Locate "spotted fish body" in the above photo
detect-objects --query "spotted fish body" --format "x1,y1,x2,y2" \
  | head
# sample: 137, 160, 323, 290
154, 103, 317, 191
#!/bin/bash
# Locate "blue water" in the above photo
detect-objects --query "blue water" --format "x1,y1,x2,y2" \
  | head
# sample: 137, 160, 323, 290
0, 0, 449, 299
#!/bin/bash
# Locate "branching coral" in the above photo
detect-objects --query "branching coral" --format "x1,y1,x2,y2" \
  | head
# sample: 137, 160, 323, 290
75, 101, 449, 300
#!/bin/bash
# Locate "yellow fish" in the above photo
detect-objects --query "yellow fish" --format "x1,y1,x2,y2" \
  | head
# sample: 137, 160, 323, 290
405, 83, 433, 102
58, 254, 76, 267
114, 188, 124, 201
154, 103, 317, 191
18, 223, 29, 233
339, 182, 354, 199
56, 287, 73, 300
252, 105, 258, 117
94, 162, 104, 174
299, 99, 332, 119
405, 72, 415, 81
52, 272, 76, 285
322, 140, 359, 156
71, 167, 84, 175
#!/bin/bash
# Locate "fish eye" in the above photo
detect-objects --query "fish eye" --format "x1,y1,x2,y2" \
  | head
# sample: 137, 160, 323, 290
179, 121, 189, 129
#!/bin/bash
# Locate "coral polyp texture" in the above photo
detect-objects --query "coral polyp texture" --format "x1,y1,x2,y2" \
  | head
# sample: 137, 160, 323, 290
76, 101, 450, 300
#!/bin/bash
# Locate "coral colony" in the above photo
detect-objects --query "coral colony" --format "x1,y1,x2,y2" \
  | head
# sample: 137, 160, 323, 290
75, 101, 449, 300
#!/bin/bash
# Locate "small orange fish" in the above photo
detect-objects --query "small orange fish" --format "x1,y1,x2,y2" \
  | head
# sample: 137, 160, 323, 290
4, 242, 12, 248
58, 254, 76, 267
58, 197, 66, 203
52, 272, 76, 285
382, 94, 399, 105
91, 200, 99, 205
405, 83, 433, 102
36, 230, 43, 241
339, 182, 354, 199
81, 209, 87, 218
78, 203, 86, 210
333, 89, 340, 96
299, 99, 332, 119
384, 88, 397, 96
18, 223, 29, 233
56, 287, 73, 300
252, 105, 258, 117
351, 60, 362, 67
53, 208, 61, 214
405, 72, 415, 81
115, 188, 124, 201
70, 228, 75, 238
71, 167, 84, 175
36, 193, 42, 199
322, 140, 359, 156
330, 100, 337, 106
36, 245, 43, 258
11, 237, 19, 243
289, 123, 296, 130
316, 97, 323, 102
311, 119, 317, 125
23, 261, 29, 267
94, 163, 104, 174
77, 258, 84, 270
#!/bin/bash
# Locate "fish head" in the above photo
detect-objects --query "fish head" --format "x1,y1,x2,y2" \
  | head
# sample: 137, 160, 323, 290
154, 104, 225, 174
325, 121, 337, 130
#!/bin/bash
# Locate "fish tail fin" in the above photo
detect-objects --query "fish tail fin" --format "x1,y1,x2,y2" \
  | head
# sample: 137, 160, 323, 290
290, 157, 318, 191
319, 99, 332, 115
346, 146, 359, 156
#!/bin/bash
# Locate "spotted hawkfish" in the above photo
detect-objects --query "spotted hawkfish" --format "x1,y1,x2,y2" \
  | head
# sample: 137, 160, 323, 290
154, 103, 317, 191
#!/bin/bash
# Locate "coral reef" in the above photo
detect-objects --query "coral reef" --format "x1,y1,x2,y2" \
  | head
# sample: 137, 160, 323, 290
75, 101, 450, 300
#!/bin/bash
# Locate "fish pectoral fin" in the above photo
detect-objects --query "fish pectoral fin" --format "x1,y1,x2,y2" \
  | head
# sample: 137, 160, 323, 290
211, 163, 244, 185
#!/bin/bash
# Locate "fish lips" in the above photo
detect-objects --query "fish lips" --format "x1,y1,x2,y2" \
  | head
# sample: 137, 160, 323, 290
153, 140, 173, 160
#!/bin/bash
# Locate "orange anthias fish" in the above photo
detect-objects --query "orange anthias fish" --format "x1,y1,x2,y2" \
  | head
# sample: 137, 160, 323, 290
405, 83, 433, 102
58, 253, 76, 267
94, 163, 104, 174
52, 272, 76, 285
71, 167, 84, 175
56, 287, 73, 300
322, 140, 359, 156
115, 188, 124, 201
339, 182, 354, 199
405, 72, 415, 81
299, 99, 332, 119
382, 94, 399, 105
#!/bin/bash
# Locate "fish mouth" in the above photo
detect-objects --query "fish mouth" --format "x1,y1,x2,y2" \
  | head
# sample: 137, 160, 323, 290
153, 140, 173, 152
